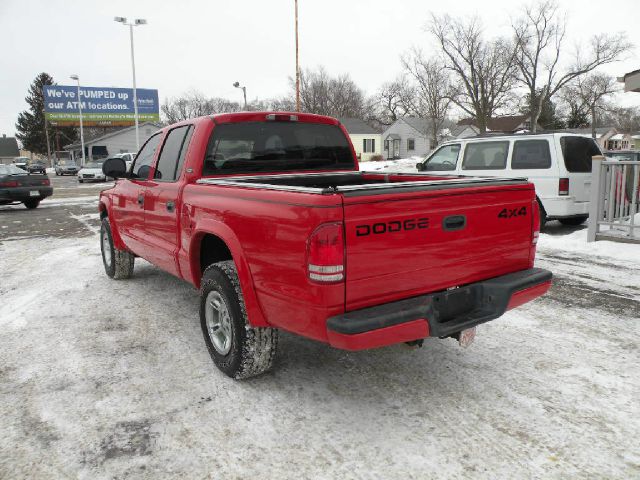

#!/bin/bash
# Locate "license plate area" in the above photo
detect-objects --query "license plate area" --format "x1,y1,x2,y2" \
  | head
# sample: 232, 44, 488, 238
29, 190, 39, 197
432, 285, 481, 324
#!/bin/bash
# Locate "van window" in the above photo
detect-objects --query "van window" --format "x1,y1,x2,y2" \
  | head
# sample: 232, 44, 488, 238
422, 144, 460, 171
462, 141, 509, 170
560, 136, 599, 173
511, 140, 552, 169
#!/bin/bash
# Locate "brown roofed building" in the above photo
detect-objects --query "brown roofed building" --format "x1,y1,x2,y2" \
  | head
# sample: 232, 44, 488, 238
457, 115, 540, 134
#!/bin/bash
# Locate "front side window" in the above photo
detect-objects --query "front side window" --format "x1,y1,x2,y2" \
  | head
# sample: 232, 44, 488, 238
203, 122, 354, 175
132, 133, 162, 178
154, 126, 192, 182
511, 140, 552, 169
422, 144, 460, 171
407, 138, 415, 151
462, 141, 509, 170
561, 136, 600, 172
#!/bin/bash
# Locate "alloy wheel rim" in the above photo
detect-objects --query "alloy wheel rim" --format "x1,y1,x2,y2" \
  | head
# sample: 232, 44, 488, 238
205, 291, 233, 355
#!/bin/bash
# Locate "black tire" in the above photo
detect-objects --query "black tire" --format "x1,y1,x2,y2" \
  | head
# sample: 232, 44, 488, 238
537, 200, 547, 231
200, 260, 278, 379
79, 179, 84, 183
23, 199, 40, 209
100, 217, 134, 279
559, 215, 588, 226
55, 171, 59, 176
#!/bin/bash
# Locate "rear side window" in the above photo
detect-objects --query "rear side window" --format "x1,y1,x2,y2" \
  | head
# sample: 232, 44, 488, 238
462, 141, 509, 170
203, 122, 354, 175
511, 140, 552, 169
560, 136, 600, 172
154, 125, 192, 181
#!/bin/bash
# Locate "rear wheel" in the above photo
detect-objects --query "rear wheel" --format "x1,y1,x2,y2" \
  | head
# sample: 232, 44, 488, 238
537, 200, 547, 231
100, 217, 135, 279
23, 199, 40, 209
559, 215, 588, 226
200, 260, 278, 379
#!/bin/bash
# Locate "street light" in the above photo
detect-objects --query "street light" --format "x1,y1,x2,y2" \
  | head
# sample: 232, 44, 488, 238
114, 16, 147, 151
70, 74, 86, 166
233, 81, 247, 109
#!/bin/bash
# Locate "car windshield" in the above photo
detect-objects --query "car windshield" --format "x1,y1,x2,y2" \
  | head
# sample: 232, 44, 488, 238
84, 162, 104, 169
0, 164, 28, 175
60, 160, 77, 166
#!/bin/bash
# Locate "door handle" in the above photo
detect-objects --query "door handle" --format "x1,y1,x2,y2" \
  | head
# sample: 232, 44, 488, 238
443, 215, 466, 231
166, 201, 175, 213
137, 194, 144, 206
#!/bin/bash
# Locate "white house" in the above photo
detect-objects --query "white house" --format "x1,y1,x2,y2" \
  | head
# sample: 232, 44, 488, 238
64, 122, 162, 164
338, 118, 382, 162
381, 118, 435, 159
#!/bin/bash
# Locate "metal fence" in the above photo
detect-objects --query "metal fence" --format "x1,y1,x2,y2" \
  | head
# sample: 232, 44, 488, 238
587, 155, 640, 243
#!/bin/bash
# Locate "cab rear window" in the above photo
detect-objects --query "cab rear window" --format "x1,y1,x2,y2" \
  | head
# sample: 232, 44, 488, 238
511, 140, 551, 169
560, 136, 600, 173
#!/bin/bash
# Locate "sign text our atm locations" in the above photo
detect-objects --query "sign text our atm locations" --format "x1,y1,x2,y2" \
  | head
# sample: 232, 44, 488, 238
44, 85, 159, 126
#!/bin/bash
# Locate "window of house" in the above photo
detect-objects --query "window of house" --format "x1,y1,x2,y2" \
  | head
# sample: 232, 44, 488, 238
511, 140, 552, 169
462, 141, 509, 170
363, 138, 376, 153
154, 125, 193, 181
131, 133, 162, 178
384, 140, 389, 151
407, 138, 415, 151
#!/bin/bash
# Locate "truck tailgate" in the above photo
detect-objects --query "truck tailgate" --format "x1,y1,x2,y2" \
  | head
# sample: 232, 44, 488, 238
342, 184, 535, 311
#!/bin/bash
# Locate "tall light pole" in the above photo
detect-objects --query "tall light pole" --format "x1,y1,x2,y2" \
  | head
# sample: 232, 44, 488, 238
233, 82, 247, 109
70, 74, 86, 166
114, 16, 147, 151
295, 0, 300, 112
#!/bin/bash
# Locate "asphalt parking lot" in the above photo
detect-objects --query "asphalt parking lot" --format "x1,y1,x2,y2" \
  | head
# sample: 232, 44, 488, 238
1, 177, 639, 479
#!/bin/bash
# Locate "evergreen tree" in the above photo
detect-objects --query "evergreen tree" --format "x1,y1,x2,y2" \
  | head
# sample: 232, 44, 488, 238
520, 91, 565, 130
15, 73, 77, 155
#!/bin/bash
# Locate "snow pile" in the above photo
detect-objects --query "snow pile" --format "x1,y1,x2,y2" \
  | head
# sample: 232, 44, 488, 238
359, 157, 422, 173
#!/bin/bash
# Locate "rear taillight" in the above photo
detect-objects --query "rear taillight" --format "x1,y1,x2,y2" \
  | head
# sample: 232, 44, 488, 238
0, 181, 19, 187
41, 179, 50, 186
532, 200, 540, 245
558, 178, 569, 196
307, 223, 345, 283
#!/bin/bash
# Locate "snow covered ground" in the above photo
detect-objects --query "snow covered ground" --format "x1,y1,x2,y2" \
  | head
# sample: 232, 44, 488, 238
1, 207, 639, 478
360, 157, 423, 173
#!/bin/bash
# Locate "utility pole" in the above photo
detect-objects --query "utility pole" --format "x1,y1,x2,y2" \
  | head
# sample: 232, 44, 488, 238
295, 0, 300, 112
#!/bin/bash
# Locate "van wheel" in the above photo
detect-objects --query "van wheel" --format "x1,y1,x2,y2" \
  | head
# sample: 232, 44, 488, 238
559, 215, 588, 226
100, 217, 135, 279
200, 260, 278, 379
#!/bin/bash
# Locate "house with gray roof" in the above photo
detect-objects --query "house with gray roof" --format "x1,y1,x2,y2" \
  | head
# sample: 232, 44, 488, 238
0, 135, 20, 165
380, 117, 436, 159
338, 118, 382, 162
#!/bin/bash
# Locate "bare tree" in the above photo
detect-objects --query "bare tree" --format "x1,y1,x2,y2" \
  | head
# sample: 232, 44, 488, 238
429, 14, 518, 133
375, 77, 414, 126
402, 49, 456, 147
562, 73, 618, 138
512, 0, 632, 132
161, 90, 240, 123
607, 106, 640, 134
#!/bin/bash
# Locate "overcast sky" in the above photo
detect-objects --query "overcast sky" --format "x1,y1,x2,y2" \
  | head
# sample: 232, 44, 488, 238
1, 0, 639, 137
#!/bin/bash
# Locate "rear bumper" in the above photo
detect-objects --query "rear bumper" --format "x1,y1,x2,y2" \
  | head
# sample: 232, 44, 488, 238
542, 197, 589, 218
0, 186, 53, 202
326, 268, 552, 350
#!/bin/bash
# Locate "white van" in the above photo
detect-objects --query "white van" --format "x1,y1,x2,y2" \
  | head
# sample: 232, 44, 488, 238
416, 133, 600, 227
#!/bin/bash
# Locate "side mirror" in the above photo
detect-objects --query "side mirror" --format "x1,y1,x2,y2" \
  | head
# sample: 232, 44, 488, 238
102, 157, 127, 179
416, 162, 425, 171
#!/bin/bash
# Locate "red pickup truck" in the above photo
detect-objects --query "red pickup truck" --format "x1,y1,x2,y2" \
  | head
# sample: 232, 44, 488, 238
99, 112, 552, 379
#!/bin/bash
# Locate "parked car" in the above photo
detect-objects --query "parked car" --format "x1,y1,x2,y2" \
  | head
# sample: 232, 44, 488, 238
416, 133, 601, 228
113, 152, 137, 171
78, 160, 107, 183
12, 157, 29, 171
27, 160, 47, 174
98, 112, 552, 379
0, 163, 53, 209
55, 159, 80, 176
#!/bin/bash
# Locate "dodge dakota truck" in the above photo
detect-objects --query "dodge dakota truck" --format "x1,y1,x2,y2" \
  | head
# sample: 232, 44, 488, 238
99, 112, 552, 379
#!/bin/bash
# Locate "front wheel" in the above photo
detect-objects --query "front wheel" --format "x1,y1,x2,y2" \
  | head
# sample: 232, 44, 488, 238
100, 217, 135, 279
200, 261, 278, 379
559, 215, 588, 226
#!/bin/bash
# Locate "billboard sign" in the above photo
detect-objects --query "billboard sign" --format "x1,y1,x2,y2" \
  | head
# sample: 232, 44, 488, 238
43, 85, 160, 126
